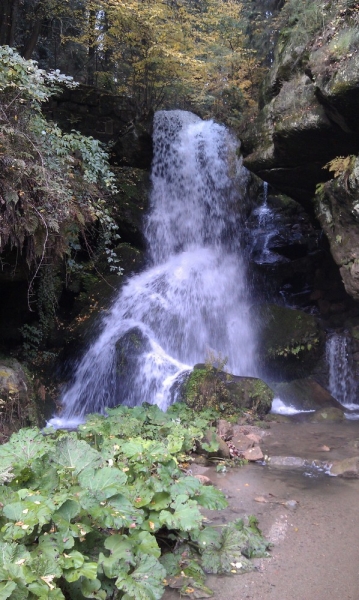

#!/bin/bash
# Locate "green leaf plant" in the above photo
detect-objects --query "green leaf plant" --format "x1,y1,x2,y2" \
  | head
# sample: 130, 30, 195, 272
0, 403, 271, 599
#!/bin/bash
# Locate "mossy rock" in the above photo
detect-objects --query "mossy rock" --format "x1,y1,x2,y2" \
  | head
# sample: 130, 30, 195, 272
182, 365, 274, 417
258, 304, 322, 379
308, 407, 345, 423
0, 359, 40, 440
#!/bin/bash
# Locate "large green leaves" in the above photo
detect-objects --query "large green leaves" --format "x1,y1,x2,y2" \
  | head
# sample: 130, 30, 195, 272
0, 429, 52, 473
51, 437, 102, 475
200, 520, 269, 574
78, 467, 127, 504
0, 403, 270, 600
159, 500, 203, 531
115, 555, 166, 600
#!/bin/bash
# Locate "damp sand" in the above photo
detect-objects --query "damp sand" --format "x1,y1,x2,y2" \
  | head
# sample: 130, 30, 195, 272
163, 420, 359, 600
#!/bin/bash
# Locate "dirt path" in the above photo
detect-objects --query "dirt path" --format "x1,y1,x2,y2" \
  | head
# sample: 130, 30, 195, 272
163, 420, 359, 600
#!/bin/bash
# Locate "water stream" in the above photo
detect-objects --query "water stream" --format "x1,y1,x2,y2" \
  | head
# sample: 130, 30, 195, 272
50, 110, 258, 426
326, 331, 359, 416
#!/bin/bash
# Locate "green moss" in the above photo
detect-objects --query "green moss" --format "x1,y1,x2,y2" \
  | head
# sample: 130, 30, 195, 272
182, 367, 274, 417
260, 304, 321, 360
183, 366, 232, 414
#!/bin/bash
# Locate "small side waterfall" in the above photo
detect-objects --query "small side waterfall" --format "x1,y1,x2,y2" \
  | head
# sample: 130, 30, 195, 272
251, 182, 284, 266
326, 332, 358, 410
50, 111, 257, 426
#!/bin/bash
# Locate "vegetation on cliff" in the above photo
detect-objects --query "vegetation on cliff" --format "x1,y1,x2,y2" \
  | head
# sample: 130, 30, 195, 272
0, 47, 120, 278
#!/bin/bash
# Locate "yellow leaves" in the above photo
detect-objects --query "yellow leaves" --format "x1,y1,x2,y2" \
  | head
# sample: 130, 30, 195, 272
323, 155, 355, 178
40, 576, 55, 590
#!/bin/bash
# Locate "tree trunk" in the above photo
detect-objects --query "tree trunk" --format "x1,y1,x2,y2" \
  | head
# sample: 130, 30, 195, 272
22, 18, 42, 59
87, 9, 96, 85
0, 0, 19, 46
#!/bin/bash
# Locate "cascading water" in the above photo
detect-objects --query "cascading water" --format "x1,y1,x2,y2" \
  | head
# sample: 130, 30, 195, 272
50, 110, 257, 427
251, 182, 281, 265
326, 332, 358, 413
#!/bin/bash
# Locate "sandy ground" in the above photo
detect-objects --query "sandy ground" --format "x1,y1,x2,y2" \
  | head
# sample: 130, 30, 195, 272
163, 420, 359, 600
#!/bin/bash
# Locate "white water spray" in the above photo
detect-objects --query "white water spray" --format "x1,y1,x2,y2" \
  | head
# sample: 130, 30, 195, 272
326, 332, 358, 410
51, 111, 257, 425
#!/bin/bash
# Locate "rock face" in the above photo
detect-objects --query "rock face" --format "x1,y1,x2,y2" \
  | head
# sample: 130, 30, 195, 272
271, 379, 343, 411
44, 85, 153, 168
258, 304, 322, 379
0, 360, 39, 440
242, 28, 359, 205
183, 365, 274, 416
314, 157, 359, 300
241, 0, 359, 300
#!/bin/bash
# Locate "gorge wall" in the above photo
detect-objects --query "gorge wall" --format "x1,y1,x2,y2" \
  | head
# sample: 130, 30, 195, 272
241, 0, 359, 302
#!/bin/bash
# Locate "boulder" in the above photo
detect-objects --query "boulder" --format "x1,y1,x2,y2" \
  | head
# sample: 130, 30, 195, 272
183, 365, 274, 416
197, 430, 231, 459
246, 433, 261, 445
193, 474, 212, 486
243, 446, 264, 462
330, 457, 359, 478
308, 407, 345, 423
235, 433, 255, 452
216, 419, 234, 440
271, 378, 343, 412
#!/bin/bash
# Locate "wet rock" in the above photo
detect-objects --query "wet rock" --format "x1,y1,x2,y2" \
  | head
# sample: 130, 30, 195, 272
265, 414, 293, 423
271, 378, 343, 412
243, 446, 264, 462
197, 430, 231, 459
193, 474, 212, 486
192, 455, 209, 465
235, 433, 255, 452
308, 407, 345, 423
246, 433, 261, 445
217, 419, 234, 441
330, 457, 359, 478
236, 424, 269, 439
111, 167, 149, 247
269, 456, 307, 468
258, 304, 322, 379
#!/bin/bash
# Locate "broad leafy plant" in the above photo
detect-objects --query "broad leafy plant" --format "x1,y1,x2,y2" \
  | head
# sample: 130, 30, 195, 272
0, 403, 270, 599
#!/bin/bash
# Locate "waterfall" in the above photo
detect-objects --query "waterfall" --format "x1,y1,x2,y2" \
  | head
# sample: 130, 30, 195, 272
49, 110, 257, 427
252, 181, 280, 265
326, 332, 358, 410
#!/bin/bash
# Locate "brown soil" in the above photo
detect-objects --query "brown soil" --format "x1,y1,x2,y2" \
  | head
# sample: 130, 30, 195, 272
163, 420, 359, 600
